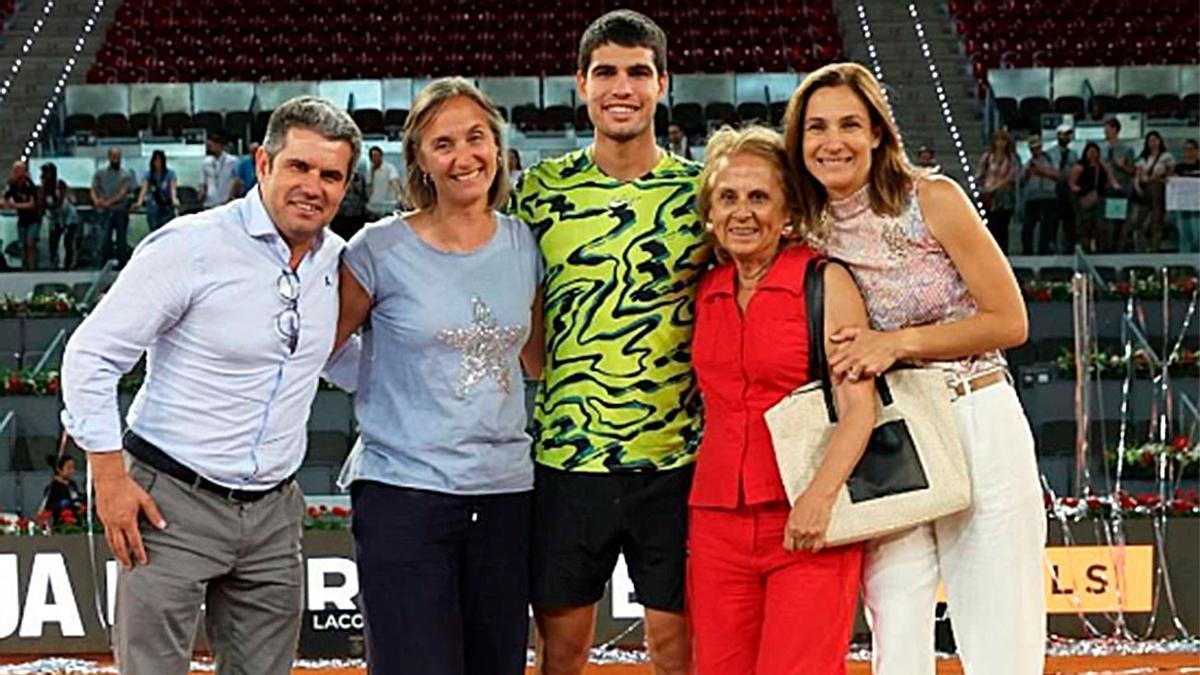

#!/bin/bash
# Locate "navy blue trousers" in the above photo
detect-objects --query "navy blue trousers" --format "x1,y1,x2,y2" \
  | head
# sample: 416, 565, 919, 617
351, 481, 531, 675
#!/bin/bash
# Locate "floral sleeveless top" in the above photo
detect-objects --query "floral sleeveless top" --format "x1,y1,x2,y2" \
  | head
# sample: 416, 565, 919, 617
820, 182, 1007, 381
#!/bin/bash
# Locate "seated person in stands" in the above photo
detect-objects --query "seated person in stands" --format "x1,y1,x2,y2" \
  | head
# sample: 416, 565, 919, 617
40, 455, 83, 525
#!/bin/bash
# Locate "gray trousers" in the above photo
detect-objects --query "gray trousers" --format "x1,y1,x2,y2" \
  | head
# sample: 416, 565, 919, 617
114, 456, 306, 675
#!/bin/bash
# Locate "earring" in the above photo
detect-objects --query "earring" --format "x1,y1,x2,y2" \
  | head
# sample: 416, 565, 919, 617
704, 221, 714, 232
782, 222, 794, 236
421, 172, 432, 187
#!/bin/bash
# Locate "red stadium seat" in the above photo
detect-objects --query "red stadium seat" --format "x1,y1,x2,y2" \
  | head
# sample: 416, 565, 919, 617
90, 0, 847, 80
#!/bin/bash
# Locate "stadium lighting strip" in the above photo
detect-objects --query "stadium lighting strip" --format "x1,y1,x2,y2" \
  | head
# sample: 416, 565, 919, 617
20, 0, 105, 162
854, 3, 889, 105
0, 0, 57, 108
906, 3, 985, 212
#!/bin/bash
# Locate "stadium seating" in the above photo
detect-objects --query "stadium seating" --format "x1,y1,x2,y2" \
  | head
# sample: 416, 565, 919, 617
952, 0, 1198, 88
987, 65, 1200, 131
63, 70, 818, 145
73, 0, 843, 142
87, 0, 842, 85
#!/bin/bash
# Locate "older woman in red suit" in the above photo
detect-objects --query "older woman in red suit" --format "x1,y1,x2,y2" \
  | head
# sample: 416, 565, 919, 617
687, 125, 878, 674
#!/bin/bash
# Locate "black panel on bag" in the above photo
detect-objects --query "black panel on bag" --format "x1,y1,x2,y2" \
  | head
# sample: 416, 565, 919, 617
846, 419, 929, 503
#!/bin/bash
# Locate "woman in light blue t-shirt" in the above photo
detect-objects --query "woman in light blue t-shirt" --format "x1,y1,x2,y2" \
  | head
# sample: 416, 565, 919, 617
331, 78, 542, 675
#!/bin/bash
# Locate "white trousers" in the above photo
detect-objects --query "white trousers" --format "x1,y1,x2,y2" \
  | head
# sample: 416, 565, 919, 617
864, 381, 1047, 675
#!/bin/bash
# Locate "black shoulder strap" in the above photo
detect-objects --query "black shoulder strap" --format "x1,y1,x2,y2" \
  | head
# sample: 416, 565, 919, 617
804, 254, 892, 423
804, 255, 828, 384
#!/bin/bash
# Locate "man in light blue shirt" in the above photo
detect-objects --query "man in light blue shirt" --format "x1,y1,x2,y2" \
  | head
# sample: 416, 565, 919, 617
61, 96, 362, 675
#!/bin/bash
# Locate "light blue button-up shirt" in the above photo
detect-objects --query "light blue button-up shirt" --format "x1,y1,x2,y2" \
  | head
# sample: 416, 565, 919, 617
61, 188, 344, 489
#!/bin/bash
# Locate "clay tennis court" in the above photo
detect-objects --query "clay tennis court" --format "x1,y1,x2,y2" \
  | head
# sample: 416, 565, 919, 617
2, 653, 1198, 673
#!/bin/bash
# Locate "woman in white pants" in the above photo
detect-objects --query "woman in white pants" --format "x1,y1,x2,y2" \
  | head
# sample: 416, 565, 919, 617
782, 62, 1046, 675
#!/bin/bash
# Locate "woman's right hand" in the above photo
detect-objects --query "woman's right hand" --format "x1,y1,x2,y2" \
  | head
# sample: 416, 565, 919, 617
783, 488, 836, 553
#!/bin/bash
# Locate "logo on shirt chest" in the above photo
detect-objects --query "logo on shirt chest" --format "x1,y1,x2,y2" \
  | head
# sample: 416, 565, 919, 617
436, 297, 524, 398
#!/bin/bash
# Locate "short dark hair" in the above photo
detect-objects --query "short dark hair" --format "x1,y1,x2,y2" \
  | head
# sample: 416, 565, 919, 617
577, 10, 667, 75
1104, 117, 1121, 132
1186, 139, 1198, 149
369, 145, 383, 156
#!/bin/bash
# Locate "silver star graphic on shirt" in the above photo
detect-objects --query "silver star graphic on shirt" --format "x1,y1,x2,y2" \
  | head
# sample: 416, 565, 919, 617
437, 296, 524, 398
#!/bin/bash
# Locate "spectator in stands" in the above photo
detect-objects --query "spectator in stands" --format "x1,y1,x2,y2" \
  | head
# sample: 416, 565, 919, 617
1068, 142, 1119, 253
40, 162, 77, 270
666, 121, 692, 159
916, 144, 937, 168
1102, 118, 1136, 251
1174, 139, 1199, 253
785, 62, 1043, 675
200, 132, 239, 209
1087, 98, 1106, 122
62, 96, 362, 675
1021, 135, 1060, 255
330, 166, 368, 240
331, 78, 538, 675
1125, 130, 1175, 252
1049, 123, 1078, 254
234, 141, 260, 198
134, 150, 179, 232
978, 130, 1018, 253
4, 161, 40, 270
687, 124, 873, 674
90, 147, 134, 267
364, 145, 401, 219
40, 455, 83, 525
506, 148, 523, 188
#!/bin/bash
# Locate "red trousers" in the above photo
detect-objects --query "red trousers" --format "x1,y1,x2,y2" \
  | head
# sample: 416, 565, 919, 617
687, 503, 863, 675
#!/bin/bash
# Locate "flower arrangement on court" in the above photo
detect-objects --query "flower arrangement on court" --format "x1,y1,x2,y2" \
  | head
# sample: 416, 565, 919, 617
0, 369, 145, 396
1054, 347, 1198, 380
305, 504, 352, 531
0, 292, 81, 318
0, 503, 354, 535
1021, 275, 1198, 303
1046, 487, 1200, 520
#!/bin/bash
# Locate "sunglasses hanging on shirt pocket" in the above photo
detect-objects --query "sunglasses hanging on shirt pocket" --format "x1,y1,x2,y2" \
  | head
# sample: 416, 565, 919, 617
763, 256, 972, 546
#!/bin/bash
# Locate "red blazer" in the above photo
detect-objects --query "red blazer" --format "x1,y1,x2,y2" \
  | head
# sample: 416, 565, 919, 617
689, 245, 818, 509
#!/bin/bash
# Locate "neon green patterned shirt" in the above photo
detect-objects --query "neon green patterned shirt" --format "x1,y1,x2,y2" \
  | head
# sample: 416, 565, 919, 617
513, 148, 709, 472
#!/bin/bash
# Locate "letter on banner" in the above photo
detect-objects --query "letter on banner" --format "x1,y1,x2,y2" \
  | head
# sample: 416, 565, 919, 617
106, 560, 118, 626
307, 557, 358, 611
19, 553, 84, 638
0, 554, 18, 638
610, 554, 641, 620
1043, 545, 1153, 614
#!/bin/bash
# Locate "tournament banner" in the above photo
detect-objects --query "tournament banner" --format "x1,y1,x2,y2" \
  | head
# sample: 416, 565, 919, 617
0, 521, 1195, 656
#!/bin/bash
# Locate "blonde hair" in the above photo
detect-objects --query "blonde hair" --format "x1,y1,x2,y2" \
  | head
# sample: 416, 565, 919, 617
402, 77, 510, 211
697, 125, 805, 261
782, 62, 929, 237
